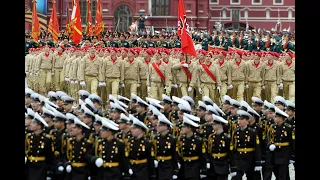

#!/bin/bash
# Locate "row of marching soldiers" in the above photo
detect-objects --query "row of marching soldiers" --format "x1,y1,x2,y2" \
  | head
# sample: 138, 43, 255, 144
25, 87, 295, 180
25, 44, 295, 109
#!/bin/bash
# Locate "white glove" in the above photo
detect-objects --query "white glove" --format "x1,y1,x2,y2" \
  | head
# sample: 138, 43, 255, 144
148, 86, 151, 92
154, 160, 158, 168
172, 84, 178, 88
262, 85, 265, 89
254, 166, 262, 171
182, 63, 189, 68
70, 81, 75, 84
188, 87, 192, 92
178, 163, 181, 169
227, 84, 233, 89
25, 156, 27, 164
206, 163, 210, 169
95, 158, 103, 167
66, 165, 72, 173
278, 83, 283, 89
120, 84, 125, 88
269, 144, 276, 151
230, 172, 237, 177
137, 83, 141, 87
46, 177, 52, 180
245, 84, 249, 89
58, 166, 64, 172
129, 169, 133, 175
30, 73, 33, 76
102, 82, 106, 86
290, 160, 295, 164
172, 175, 178, 179
88, 176, 91, 180
51, 72, 55, 75
26, 72, 29, 75
80, 81, 86, 87
200, 174, 207, 178
198, 88, 203, 94
217, 86, 221, 93
75, 81, 78, 84
98, 82, 104, 87
65, 78, 70, 82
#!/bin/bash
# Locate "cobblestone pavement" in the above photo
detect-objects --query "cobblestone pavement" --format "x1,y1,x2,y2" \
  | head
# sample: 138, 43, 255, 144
227, 164, 295, 180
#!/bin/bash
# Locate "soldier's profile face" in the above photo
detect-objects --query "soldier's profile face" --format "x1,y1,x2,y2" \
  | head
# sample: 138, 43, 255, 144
131, 126, 142, 137
237, 118, 248, 127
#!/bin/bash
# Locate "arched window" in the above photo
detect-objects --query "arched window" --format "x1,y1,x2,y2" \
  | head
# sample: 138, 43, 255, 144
244, 9, 248, 19
79, 0, 97, 25
223, 9, 226, 19
288, 9, 292, 19
266, 9, 270, 19
152, 0, 169, 16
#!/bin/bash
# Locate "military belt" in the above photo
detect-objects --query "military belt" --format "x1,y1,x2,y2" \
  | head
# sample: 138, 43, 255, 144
103, 162, 119, 167
183, 156, 199, 161
129, 159, 148, 165
156, 156, 172, 161
71, 162, 87, 167
274, 142, 290, 147
211, 152, 228, 158
28, 156, 46, 162
237, 148, 255, 152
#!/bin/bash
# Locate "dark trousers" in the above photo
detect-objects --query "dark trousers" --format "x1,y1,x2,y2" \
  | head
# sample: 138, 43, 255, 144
231, 169, 255, 180
253, 170, 262, 180
263, 167, 273, 180
273, 164, 289, 180
207, 175, 228, 180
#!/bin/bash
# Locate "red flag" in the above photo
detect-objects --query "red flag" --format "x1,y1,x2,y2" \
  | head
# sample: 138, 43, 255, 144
71, 0, 82, 45
94, 0, 104, 40
177, 0, 197, 58
48, 0, 60, 43
31, 0, 40, 42
86, 0, 93, 36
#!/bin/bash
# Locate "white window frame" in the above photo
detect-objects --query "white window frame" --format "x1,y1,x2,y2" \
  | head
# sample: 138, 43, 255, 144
273, 0, 284, 5
244, 9, 248, 19
230, 0, 240, 5
266, 9, 270, 19
222, 9, 227, 19
209, 0, 219, 4
252, 0, 262, 5
288, 9, 292, 19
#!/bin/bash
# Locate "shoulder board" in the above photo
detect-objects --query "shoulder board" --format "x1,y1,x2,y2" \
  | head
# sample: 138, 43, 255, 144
86, 139, 92, 144
194, 135, 202, 141
284, 123, 292, 128
248, 127, 256, 132
45, 134, 52, 139
224, 133, 229, 138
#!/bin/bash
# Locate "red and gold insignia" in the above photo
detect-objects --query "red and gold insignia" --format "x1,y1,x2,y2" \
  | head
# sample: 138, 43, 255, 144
83, 148, 86, 153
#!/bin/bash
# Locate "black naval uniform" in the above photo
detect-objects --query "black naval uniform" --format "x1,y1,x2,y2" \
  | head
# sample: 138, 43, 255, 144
227, 115, 238, 139
230, 126, 262, 180
116, 131, 132, 145
264, 123, 295, 180
207, 132, 232, 180
25, 132, 54, 180
176, 134, 206, 180
152, 133, 179, 180
65, 136, 95, 180
94, 138, 130, 180
126, 136, 156, 180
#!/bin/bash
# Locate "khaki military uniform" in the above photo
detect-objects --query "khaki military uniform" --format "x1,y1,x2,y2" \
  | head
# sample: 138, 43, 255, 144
214, 60, 231, 105
78, 55, 102, 94
62, 54, 74, 94
279, 60, 295, 102
99, 56, 124, 99
123, 58, 141, 98
188, 59, 204, 102
246, 60, 266, 104
25, 54, 33, 89
138, 57, 151, 100
147, 61, 170, 100
264, 61, 280, 103
172, 61, 196, 97
192, 62, 221, 101
53, 52, 67, 90
162, 58, 174, 96
230, 59, 248, 101
69, 56, 80, 100
35, 52, 54, 94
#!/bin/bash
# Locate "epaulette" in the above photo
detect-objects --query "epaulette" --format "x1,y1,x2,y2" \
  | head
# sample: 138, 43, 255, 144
284, 123, 292, 128
45, 134, 52, 139
248, 127, 256, 132
194, 135, 202, 141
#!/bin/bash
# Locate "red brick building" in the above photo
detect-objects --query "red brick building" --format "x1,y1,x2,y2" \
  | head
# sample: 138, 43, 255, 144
25, 0, 295, 32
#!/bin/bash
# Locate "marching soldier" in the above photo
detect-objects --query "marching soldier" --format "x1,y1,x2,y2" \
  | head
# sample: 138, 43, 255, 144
229, 51, 247, 101
196, 101, 207, 125
99, 48, 124, 99
81, 105, 97, 144
176, 115, 206, 180
199, 105, 215, 142
123, 49, 141, 98
138, 49, 152, 100
64, 117, 95, 180
61, 95, 76, 115
93, 118, 130, 180
246, 52, 265, 105
68, 49, 81, 101
25, 112, 54, 180
273, 96, 286, 111
116, 113, 133, 143
229, 110, 262, 180
279, 53, 295, 102
26, 108, 35, 134
126, 116, 156, 180
160, 49, 174, 96
227, 99, 241, 141
152, 115, 179, 180
285, 100, 295, 128
135, 96, 149, 123
161, 94, 173, 120
263, 52, 280, 103
265, 107, 295, 180
206, 114, 231, 180
26, 88, 35, 109
88, 94, 104, 116
78, 47, 103, 94
42, 106, 56, 134
221, 95, 232, 121
53, 46, 67, 91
